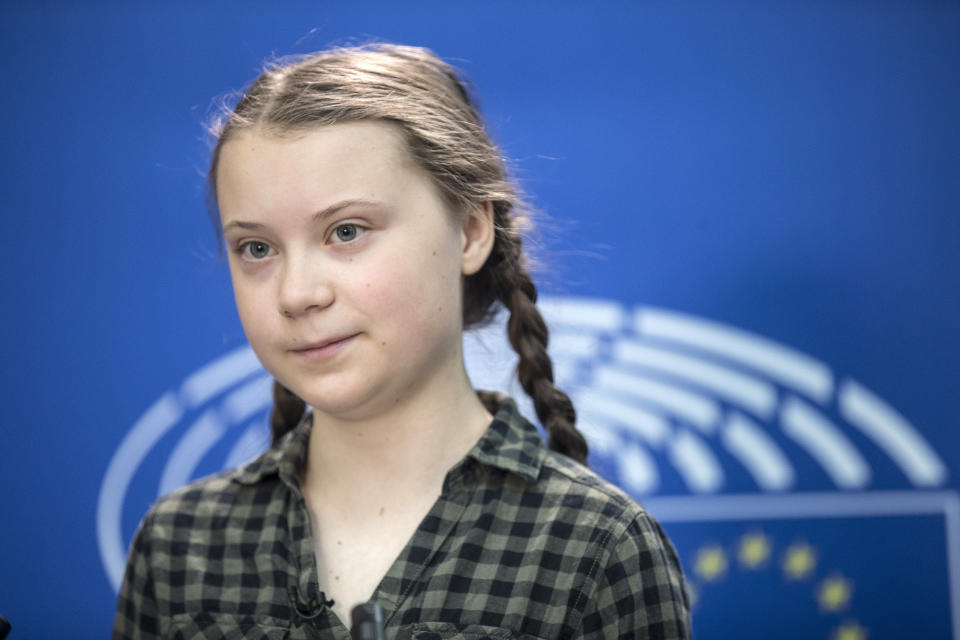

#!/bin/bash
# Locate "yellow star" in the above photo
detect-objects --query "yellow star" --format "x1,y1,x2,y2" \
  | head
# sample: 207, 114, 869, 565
818, 574, 853, 612
833, 620, 867, 640
738, 532, 771, 569
782, 542, 817, 580
694, 545, 728, 582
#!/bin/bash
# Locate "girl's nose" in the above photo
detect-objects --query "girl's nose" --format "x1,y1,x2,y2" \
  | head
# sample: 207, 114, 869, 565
277, 256, 335, 317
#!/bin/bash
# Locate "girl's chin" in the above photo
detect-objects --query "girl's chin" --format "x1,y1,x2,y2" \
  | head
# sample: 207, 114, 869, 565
300, 387, 392, 422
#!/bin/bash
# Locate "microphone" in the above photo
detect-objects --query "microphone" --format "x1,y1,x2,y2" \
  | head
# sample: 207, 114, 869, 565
0, 616, 10, 640
287, 586, 335, 626
351, 601, 385, 640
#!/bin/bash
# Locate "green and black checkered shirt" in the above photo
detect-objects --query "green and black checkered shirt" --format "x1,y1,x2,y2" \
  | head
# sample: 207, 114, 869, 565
114, 397, 690, 639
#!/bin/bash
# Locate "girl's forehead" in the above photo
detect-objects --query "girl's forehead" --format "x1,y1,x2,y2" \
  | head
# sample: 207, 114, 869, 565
216, 121, 452, 224
218, 122, 419, 193
223, 121, 414, 168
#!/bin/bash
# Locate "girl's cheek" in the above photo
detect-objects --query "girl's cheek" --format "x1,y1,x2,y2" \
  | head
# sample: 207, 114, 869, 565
360, 277, 404, 311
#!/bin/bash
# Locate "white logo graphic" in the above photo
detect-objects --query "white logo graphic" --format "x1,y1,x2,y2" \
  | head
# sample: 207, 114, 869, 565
97, 296, 957, 635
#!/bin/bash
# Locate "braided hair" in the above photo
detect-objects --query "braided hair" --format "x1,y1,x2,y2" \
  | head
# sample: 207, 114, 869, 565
208, 44, 588, 464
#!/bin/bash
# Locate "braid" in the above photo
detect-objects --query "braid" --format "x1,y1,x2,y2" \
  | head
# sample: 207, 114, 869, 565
488, 226, 589, 465
269, 380, 306, 444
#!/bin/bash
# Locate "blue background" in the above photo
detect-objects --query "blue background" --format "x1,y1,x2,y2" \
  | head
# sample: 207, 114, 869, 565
1, 2, 958, 638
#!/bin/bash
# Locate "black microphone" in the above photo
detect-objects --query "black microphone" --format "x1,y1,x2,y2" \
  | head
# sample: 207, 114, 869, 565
350, 601, 385, 640
287, 586, 335, 626
0, 616, 10, 640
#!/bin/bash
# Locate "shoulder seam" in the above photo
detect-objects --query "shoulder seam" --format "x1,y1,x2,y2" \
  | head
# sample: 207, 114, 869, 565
539, 455, 642, 515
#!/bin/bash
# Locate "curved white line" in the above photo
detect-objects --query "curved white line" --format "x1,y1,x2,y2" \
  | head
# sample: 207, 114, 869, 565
179, 346, 263, 407
550, 359, 579, 389
593, 365, 720, 432
613, 339, 778, 418
839, 379, 948, 487
539, 295, 626, 331
635, 307, 834, 404
158, 411, 226, 496
463, 312, 510, 353
722, 413, 795, 491
616, 443, 660, 495
548, 331, 603, 359
225, 421, 270, 469
668, 430, 724, 493
463, 320, 519, 391
97, 393, 183, 592
576, 390, 671, 445
223, 374, 273, 423
781, 397, 871, 489
575, 413, 624, 455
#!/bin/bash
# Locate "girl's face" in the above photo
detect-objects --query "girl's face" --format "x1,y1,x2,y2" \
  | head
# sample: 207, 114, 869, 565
216, 121, 493, 420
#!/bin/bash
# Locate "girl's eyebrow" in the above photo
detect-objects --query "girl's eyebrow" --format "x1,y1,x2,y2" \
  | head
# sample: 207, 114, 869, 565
222, 198, 387, 233
311, 198, 387, 223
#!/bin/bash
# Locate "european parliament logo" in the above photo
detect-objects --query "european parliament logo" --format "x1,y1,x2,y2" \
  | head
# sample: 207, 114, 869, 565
98, 296, 958, 639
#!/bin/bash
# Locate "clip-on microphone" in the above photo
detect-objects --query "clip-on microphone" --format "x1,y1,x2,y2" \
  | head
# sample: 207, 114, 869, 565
350, 601, 385, 640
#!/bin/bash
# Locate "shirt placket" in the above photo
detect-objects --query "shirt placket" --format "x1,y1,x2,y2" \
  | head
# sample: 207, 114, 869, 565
374, 463, 476, 629
283, 479, 352, 639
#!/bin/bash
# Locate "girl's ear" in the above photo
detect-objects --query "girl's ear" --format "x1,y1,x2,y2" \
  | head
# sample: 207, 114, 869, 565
461, 202, 496, 276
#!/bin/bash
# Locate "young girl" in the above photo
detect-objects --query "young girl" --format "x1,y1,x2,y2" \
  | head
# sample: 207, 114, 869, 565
114, 43, 690, 640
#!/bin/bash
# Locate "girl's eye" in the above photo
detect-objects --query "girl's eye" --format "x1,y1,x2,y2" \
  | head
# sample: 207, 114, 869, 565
241, 241, 272, 260
333, 223, 361, 243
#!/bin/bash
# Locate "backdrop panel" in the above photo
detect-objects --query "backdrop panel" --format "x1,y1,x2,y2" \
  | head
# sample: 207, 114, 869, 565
1, 2, 958, 638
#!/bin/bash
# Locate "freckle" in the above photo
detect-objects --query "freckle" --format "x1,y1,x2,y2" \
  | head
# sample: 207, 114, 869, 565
381, 340, 387, 346
432, 250, 437, 256
337, 540, 342, 545
335, 576, 340, 581
379, 507, 385, 516
437, 306, 442, 313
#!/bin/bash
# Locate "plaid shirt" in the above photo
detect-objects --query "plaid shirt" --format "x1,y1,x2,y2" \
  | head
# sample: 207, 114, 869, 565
114, 397, 690, 639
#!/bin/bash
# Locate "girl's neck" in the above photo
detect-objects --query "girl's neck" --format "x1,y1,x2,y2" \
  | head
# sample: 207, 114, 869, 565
300, 368, 492, 509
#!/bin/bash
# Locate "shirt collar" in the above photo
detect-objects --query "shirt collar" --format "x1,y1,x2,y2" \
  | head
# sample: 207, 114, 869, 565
231, 413, 311, 488
230, 394, 547, 487
464, 394, 546, 484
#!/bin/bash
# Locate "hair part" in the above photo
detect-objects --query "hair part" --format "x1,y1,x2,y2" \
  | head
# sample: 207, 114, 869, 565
209, 43, 588, 465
